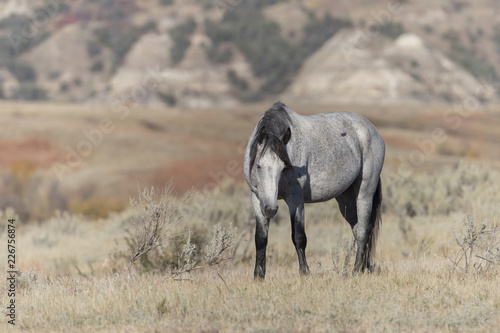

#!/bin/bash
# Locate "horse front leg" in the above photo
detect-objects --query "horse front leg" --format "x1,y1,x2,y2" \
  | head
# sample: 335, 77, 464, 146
286, 191, 310, 275
252, 193, 270, 279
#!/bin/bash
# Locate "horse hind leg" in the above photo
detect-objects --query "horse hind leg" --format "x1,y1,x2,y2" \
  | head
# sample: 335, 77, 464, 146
335, 188, 359, 267
352, 178, 382, 273
336, 182, 376, 273
352, 198, 373, 272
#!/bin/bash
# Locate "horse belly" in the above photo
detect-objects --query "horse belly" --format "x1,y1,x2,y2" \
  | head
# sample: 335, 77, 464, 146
303, 149, 360, 203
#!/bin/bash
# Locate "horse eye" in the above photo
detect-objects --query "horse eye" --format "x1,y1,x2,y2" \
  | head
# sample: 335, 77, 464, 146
256, 164, 261, 170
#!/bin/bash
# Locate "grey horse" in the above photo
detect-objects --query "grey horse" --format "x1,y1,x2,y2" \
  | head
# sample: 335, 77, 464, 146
243, 102, 385, 278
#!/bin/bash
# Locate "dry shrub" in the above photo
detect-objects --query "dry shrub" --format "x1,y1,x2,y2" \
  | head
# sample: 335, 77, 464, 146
126, 184, 181, 276
173, 222, 238, 278
125, 183, 239, 278
178, 228, 197, 272
445, 214, 500, 276
329, 233, 356, 276
204, 223, 238, 266
188, 178, 256, 228
0, 161, 67, 222
382, 163, 500, 262
384, 162, 499, 217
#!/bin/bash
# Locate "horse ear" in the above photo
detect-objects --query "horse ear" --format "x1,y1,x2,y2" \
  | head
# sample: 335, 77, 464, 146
282, 127, 291, 145
258, 126, 266, 144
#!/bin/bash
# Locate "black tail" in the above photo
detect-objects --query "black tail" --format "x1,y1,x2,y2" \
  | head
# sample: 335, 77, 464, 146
366, 178, 382, 270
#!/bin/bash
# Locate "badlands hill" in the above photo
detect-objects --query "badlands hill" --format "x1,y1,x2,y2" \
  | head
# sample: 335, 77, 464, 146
284, 32, 494, 104
0, 0, 499, 107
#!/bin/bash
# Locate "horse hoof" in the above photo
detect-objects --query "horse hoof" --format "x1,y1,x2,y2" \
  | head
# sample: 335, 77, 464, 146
254, 267, 266, 280
299, 266, 310, 276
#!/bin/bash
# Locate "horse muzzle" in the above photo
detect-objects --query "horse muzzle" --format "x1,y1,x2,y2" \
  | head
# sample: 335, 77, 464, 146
262, 204, 278, 218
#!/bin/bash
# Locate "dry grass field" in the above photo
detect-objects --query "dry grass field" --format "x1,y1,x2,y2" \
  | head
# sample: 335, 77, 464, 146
0, 101, 500, 332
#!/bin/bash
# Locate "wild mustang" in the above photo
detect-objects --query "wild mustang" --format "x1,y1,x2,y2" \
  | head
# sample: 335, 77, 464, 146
243, 102, 385, 278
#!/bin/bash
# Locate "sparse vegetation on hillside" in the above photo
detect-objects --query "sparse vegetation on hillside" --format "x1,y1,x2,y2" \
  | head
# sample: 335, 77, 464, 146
0, 28, 48, 100
301, 12, 353, 54
169, 17, 197, 64
206, 9, 351, 97
0, 15, 51, 54
4, 59, 36, 82
227, 69, 249, 91
205, 43, 233, 64
86, 39, 102, 57
159, 0, 174, 6
157, 91, 177, 106
444, 30, 499, 82
379, 21, 405, 39
90, 60, 104, 72
12, 82, 47, 100
94, 20, 157, 70
0, 14, 61, 101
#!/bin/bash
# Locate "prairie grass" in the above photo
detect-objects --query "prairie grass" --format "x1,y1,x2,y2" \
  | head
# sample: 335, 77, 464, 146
1, 163, 500, 332
2, 254, 499, 332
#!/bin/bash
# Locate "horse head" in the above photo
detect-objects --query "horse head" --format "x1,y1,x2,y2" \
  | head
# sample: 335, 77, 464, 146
251, 126, 291, 218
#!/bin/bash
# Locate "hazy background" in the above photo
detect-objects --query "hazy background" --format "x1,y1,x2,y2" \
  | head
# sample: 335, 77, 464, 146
1, 0, 500, 221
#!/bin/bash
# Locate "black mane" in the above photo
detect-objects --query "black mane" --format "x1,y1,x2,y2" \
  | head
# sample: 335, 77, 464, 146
249, 102, 292, 176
